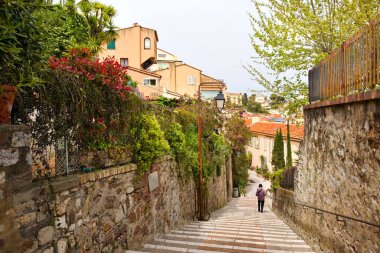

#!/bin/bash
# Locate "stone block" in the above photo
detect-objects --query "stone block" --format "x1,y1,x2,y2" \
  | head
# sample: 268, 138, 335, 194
148, 171, 159, 192
20, 239, 38, 253
56, 197, 70, 216
55, 215, 67, 229
11, 131, 31, 148
0, 171, 4, 185
18, 212, 36, 226
126, 186, 134, 194
50, 176, 80, 194
37, 226, 54, 245
43, 247, 54, 253
0, 148, 19, 167
57, 238, 68, 253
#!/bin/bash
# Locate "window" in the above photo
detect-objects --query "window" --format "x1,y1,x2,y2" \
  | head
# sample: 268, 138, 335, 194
143, 78, 157, 86
144, 38, 151, 49
158, 53, 166, 58
188, 75, 196, 85
120, 58, 128, 68
107, 39, 115, 50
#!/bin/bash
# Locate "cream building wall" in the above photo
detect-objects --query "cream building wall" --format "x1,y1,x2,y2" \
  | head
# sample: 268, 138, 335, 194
247, 135, 300, 172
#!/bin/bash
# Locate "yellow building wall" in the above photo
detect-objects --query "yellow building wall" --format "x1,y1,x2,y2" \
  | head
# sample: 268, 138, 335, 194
127, 69, 161, 99
175, 65, 201, 98
98, 25, 157, 70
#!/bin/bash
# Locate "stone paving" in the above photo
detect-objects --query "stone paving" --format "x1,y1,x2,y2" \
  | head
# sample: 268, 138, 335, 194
127, 171, 315, 253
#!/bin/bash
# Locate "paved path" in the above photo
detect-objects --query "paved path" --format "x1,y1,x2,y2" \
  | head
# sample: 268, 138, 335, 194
127, 171, 314, 253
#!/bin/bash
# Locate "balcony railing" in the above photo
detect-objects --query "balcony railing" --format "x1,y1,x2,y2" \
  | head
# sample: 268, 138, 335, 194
308, 14, 380, 103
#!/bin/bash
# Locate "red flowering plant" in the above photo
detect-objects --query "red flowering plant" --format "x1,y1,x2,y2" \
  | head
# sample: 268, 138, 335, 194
42, 48, 141, 150
49, 48, 137, 95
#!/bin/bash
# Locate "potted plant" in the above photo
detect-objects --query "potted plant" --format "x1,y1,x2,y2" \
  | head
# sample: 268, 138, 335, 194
0, 86, 17, 124
0, 1, 45, 124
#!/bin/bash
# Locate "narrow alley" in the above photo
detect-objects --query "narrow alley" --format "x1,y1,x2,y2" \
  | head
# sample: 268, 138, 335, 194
127, 172, 315, 253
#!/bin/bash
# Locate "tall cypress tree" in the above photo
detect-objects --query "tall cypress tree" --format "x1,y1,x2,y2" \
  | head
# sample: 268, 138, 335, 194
272, 129, 285, 170
278, 129, 285, 169
286, 121, 293, 168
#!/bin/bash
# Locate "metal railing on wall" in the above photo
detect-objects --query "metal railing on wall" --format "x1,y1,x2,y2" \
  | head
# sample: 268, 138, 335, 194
274, 197, 380, 233
309, 14, 380, 102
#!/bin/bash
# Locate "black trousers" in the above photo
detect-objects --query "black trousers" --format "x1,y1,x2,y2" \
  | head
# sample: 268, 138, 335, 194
258, 200, 264, 212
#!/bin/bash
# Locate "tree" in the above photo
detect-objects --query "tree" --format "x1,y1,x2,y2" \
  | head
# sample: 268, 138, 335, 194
77, 0, 118, 51
247, 0, 380, 116
272, 129, 285, 170
242, 93, 248, 107
0, 0, 47, 86
225, 115, 253, 153
34, 4, 90, 58
286, 121, 293, 168
269, 94, 285, 109
247, 101, 268, 113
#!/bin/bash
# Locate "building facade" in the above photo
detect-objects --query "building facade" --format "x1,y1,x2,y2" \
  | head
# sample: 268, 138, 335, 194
247, 122, 303, 172
98, 23, 226, 100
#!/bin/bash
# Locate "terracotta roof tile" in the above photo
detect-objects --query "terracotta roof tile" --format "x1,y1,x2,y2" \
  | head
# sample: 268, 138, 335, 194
250, 122, 304, 141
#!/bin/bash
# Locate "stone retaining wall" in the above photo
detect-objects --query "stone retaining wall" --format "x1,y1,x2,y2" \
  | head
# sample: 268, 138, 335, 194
273, 92, 380, 253
0, 125, 232, 253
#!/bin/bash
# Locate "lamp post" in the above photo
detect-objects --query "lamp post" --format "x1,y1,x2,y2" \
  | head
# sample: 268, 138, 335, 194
197, 83, 225, 221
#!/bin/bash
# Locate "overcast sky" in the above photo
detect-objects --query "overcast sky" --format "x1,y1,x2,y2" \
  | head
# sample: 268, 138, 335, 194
98, 0, 262, 94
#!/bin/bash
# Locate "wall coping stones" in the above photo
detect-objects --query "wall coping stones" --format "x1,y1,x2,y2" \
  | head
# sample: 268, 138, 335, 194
304, 89, 380, 110
79, 163, 137, 184
49, 163, 137, 194
50, 176, 80, 194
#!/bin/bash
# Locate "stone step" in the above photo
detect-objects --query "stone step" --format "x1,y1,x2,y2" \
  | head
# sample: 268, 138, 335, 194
164, 232, 308, 246
143, 237, 314, 253
159, 234, 312, 251
172, 227, 300, 239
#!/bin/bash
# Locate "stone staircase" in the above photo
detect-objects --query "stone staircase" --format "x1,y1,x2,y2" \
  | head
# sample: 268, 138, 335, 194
126, 197, 315, 253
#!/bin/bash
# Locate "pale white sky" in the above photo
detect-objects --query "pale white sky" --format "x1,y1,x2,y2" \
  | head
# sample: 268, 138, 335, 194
98, 0, 263, 94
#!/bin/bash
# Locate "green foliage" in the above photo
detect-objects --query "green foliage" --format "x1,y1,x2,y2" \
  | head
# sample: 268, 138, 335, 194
242, 93, 248, 107
76, 0, 118, 51
130, 113, 170, 178
232, 152, 250, 195
34, 4, 90, 57
156, 96, 180, 107
286, 121, 293, 168
225, 115, 253, 153
0, 0, 47, 87
247, 100, 268, 113
269, 94, 286, 110
269, 168, 284, 190
271, 129, 285, 170
247, 0, 380, 116
225, 115, 253, 193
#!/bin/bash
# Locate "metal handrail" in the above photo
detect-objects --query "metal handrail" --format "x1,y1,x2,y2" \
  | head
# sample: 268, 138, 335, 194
274, 198, 380, 230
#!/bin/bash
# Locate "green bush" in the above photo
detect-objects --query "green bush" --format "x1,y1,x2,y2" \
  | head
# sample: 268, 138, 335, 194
232, 152, 250, 195
130, 113, 170, 178
269, 168, 284, 190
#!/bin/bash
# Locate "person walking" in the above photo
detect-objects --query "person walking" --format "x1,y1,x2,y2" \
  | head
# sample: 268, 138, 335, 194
256, 183, 266, 213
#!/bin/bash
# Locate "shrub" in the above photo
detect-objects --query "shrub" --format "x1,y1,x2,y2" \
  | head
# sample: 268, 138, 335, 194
269, 168, 284, 190
130, 113, 170, 178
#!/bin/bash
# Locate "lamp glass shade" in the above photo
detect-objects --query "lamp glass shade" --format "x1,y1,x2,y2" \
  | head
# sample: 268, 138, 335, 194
214, 91, 225, 110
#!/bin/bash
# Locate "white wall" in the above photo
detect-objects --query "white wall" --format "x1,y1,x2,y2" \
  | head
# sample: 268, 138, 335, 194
247, 135, 300, 172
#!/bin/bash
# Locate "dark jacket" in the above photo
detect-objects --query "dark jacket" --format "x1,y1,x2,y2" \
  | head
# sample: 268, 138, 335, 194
256, 187, 266, 201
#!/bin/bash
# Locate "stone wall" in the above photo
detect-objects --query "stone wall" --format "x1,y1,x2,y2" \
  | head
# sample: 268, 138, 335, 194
273, 91, 380, 253
0, 125, 232, 253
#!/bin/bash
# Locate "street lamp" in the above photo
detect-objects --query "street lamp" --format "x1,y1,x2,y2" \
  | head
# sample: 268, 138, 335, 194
196, 83, 225, 221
